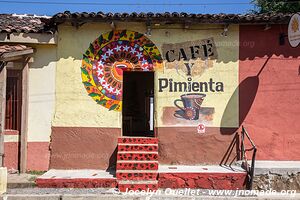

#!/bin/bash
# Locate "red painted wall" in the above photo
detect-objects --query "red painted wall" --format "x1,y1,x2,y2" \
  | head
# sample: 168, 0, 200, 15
3, 130, 19, 170
49, 127, 120, 169
27, 142, 50, 171
239, 25, 300, 160
4, 142, 19, 170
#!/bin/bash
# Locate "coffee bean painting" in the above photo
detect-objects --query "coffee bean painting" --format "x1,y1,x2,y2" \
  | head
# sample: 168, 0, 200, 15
81, 30, 163, 111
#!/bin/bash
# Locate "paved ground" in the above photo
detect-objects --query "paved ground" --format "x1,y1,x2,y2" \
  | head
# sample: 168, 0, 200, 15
38, 169, 115, 179
3, 172, 300, 199
7, 173, 37, 188
1, 188, 300, 199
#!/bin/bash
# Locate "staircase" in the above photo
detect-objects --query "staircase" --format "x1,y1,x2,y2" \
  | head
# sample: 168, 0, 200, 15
116, 137, 158, 192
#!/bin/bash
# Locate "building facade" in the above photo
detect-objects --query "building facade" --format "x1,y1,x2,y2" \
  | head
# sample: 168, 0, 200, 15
0, 12, 299, 190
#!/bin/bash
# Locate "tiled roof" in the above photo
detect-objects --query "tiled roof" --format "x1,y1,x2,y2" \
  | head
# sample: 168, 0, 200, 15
0, 45, 32, 56
0, 12, 293, 34
0, 14, 54, 34
53, 11, 293, 24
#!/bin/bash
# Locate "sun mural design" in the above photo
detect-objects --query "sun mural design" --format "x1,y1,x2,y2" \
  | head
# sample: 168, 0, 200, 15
81, 30, 163, 111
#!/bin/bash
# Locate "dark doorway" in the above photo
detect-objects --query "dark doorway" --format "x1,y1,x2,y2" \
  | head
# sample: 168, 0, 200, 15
122, 71, 154, 137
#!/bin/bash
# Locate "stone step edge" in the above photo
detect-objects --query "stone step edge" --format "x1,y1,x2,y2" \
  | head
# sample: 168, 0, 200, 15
119, 137, 157, 139
118, 151, 158, 154
117, 160, 158, 163
118, 143, 158, 146
118, 138, 158, 144
116, 170, 157, 173
117, 180, 158, 184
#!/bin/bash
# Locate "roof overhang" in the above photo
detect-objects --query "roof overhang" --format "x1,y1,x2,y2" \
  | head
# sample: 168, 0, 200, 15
0, 46, 34, 61
52, 12, 293, 25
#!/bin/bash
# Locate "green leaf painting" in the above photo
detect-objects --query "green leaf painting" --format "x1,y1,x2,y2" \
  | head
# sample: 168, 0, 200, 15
134, 33, 144, 39
89, 93, 99, 97
120, 30, 127, 38
144, 43, 155, 47
98, 35, 103, 44
108, 31, 114, 40
96, 99, 107, 105
81, 68, 89, 76
109, 104, 118, 111
82, 82, 93, 87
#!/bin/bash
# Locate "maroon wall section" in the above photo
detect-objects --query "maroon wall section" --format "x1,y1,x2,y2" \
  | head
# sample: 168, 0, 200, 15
3, 130, 19, 170
50, 127, 121, 169
158, 127, 238, 165
239, 25, 300, 160
27, 142, 50, 171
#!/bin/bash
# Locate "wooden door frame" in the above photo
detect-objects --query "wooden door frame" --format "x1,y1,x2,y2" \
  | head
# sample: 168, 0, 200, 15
0, 58, 30, 172
20, 59, 29, 173
0, 62, 6, 167
0, 48, 33, 170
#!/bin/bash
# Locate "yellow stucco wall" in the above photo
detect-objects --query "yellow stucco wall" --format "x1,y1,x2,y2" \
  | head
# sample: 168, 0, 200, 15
52, 23, 239, 128
28, 45, 56, 142
155, 26, 239, 128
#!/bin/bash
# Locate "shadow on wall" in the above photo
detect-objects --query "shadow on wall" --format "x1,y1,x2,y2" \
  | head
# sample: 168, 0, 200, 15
220, 57, 270, 135
220, 24, 300, 135
219, 132, 240, 166
107, 147, 117, 172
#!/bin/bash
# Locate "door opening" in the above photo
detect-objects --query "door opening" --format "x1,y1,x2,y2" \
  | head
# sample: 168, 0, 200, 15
5, 69, 22, 170
122, 71, 154, 137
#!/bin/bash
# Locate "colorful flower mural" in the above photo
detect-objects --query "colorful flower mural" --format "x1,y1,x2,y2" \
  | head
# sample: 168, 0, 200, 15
81, 30, 163, 111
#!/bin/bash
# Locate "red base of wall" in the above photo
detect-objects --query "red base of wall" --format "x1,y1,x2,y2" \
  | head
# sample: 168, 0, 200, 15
36, 172, 246, 190
158, 173, 246, 190
4, 142, 19, 170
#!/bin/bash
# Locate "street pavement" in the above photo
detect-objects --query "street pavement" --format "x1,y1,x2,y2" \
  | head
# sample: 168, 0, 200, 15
1, 188, 300, 200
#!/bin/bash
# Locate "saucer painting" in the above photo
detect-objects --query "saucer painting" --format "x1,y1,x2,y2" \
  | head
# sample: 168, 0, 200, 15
81, 30, 163, 111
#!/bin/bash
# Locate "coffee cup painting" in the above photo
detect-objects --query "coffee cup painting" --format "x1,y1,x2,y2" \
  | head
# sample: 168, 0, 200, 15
161, 92, 215, 126
174, 93, 206, 120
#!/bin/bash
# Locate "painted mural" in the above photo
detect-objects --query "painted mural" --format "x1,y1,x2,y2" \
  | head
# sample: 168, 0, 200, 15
81, 30, 163, 111
157, 36, 239, 128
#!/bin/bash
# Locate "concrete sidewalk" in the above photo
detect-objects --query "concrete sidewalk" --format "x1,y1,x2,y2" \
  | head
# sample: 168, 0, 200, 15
7, 173, 37, 189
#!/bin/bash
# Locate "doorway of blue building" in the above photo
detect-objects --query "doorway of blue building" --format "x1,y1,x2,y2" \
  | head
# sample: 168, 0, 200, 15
122, 71, 154, 137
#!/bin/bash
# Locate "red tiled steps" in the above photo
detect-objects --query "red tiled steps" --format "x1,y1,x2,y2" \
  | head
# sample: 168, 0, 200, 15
117, 137, 159, 192
117, 151, 158, 161
118, 137, 158, 144
118, 144, 158, 152
117, 161, 158, 170
118, 180, 158, 192
117, 170, 158, 180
